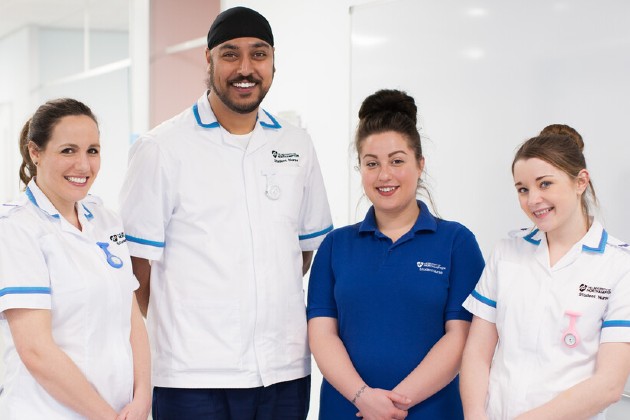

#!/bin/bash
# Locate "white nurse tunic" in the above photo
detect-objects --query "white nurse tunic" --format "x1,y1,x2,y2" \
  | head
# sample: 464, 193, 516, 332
0, 180, 138, 419
463, 221, 630, 420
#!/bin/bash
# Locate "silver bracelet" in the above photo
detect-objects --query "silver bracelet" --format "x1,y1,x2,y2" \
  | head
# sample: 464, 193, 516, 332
351, 384, 367, 404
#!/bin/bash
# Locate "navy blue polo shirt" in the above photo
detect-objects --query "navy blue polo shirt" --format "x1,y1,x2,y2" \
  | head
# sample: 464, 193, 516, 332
307, 201, 485, 419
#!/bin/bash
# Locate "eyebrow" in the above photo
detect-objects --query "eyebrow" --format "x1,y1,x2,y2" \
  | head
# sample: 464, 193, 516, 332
218, 41, 271, 51
362, 150, 408, 160
57, 143, 100, 149
514, 174, 554, 186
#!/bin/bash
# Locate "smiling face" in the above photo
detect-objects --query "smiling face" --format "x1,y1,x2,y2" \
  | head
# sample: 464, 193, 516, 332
29, 115, 100, 215
206, 37, 274, 116
360, 131, 424, 219
513, 157, 589, 239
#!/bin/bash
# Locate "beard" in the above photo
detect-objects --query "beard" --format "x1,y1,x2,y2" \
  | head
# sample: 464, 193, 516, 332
206, 59, 271, 115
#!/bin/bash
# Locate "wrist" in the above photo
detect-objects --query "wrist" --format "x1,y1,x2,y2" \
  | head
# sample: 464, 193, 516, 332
350, 384, 368, 405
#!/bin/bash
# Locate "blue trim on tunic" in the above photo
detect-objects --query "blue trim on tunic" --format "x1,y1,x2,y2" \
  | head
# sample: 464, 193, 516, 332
299, 225, 333, 240
25, 186, 38, 207
259, 110, 282, 129
82, 204, 94, 220
523, 229, 541, 245
602, 320, 630, 328
192, 104, 220, 128
582, 230, 607, 253
0, 286, 51, 297
126, 235, 165, 248
472, 289, 497, 308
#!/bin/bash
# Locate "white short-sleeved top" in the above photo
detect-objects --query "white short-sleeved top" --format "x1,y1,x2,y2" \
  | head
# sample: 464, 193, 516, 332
119, 92, 333, 388
463, 221, 630, 420
0, 180, 138, 419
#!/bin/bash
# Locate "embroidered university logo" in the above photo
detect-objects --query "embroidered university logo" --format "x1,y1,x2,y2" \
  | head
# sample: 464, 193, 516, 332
416, 261, 446, 275
272, 150, 300, 163
578, 283, 611, 301
110, 232, 127, 245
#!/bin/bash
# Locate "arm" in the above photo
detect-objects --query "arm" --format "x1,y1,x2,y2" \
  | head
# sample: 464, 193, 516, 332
515, 342, 630, 420
392, 320, 472, 409
460, 316, 499, 420
131, 257, 151, 317
5, 308, 117, 420
308, 317, 410, 419
302, 251, 313, 276
116, 297, 151, 420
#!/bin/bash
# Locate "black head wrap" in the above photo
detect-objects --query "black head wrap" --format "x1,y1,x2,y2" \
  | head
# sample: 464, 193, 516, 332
207, 7, 274, 50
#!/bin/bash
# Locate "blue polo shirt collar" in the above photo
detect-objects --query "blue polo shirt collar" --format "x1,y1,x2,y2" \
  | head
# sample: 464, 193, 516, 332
192, 91, 282, 130
521, 219, 608, 254
359, 200, 437, 237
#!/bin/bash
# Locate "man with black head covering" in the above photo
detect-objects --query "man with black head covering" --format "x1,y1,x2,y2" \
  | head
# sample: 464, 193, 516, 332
119, 6, 332, 419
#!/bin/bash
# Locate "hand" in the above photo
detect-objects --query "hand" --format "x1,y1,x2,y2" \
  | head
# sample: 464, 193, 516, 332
393, 400, 412, 411
115, 396, 151, 420
354, 387, 410, 420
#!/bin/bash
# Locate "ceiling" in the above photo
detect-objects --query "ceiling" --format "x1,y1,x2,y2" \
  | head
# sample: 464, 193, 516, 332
0, 0, 129, 40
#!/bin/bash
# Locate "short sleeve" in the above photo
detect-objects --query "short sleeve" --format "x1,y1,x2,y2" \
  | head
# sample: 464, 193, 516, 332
0, 218, 51, 315
306, 233, 338, 320
601, 270, 630, 343
119, 138, 172, 261
297, 140, 333, 251
462, 241, 503, 324
445, 227, 485, 322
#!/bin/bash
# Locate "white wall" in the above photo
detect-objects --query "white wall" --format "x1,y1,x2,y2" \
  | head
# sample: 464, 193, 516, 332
0, 27, 130, 205
0, 27, 38, 202
349, 0, 630, 254
37, 28, 130, 207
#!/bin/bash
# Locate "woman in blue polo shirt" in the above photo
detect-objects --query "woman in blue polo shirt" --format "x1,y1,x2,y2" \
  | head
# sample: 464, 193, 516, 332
307, 89, 485, 419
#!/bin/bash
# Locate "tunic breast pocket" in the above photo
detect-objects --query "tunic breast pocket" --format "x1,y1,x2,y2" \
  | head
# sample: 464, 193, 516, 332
39, 234, 85, 296
561, 288, 609, 344
494, 261, 532, 330
262, 166, 305, 223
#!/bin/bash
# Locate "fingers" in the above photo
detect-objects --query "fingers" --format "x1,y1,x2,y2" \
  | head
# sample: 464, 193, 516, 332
355, 409, 407, 419
388, 391, 410, 418
387, 391, 411, 405
116, 406, 129, 420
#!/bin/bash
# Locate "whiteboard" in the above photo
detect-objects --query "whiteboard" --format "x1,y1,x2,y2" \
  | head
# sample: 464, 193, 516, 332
350, 0, 630, 255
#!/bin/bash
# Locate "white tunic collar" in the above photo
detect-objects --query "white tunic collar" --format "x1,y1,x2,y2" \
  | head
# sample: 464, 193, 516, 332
192, 91, 282, 130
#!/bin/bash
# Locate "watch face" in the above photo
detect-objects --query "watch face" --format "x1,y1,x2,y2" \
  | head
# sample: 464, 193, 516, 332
564, 333, 576, 346
266, 185, 281, 200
